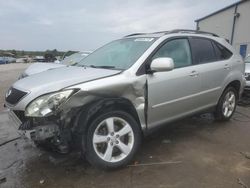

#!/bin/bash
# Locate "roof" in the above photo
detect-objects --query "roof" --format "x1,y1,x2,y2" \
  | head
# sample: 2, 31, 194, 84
195, 0, 247, 22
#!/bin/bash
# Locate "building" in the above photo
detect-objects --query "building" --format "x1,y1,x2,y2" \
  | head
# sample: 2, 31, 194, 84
195, 0, 250, 58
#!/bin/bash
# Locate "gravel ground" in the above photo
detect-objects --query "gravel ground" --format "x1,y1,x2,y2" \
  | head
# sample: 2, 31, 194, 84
0, 64, 250, 188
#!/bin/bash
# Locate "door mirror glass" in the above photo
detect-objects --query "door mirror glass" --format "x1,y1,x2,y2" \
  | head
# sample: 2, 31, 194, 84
150, 57, 174, 72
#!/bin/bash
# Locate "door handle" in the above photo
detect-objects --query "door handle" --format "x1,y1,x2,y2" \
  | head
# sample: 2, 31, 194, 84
224, 64, 230, 70
189, 70, 199, 77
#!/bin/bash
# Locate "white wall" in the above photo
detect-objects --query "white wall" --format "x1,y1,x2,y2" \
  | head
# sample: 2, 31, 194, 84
233, 1, 250, 57
197, 0, 250, 57
197, 7, 235, 41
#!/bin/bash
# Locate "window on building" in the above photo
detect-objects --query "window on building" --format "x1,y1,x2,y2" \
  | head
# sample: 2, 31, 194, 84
239, 44, 247, 58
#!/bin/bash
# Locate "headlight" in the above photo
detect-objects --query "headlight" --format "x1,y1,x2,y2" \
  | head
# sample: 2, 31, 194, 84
25, 90, 75, 117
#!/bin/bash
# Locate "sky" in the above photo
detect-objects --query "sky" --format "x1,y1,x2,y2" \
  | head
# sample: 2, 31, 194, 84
0, 0, 239, 51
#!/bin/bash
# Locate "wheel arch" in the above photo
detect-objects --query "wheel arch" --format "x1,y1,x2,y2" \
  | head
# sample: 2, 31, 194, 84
224, 80, 241, 99
72, 97, 143, 154
73, 97, 143, 135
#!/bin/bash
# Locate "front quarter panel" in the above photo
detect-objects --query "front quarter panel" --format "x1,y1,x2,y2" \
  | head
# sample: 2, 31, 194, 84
64, 72, 147, 131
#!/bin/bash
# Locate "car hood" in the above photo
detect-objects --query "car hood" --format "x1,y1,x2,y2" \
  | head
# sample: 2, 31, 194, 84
245, 63, 250, 73
24, 62, 66, 76
13, 66, 121, 93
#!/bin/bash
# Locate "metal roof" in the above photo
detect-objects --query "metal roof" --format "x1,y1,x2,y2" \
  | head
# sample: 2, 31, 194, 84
195, 0, 247, 22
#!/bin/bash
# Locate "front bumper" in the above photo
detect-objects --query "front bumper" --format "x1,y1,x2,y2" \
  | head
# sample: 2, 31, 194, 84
8, 110, 59, 141
8, 109, 22, 130
244, 80, 250, 91
8, 110, 33, 139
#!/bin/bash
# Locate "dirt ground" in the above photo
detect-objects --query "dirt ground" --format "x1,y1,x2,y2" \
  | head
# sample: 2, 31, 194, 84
0, 63, 250, 188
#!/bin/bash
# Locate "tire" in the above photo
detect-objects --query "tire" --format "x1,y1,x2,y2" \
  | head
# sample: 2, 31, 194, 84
215, 87, 238, 121
84, 110, 141, 170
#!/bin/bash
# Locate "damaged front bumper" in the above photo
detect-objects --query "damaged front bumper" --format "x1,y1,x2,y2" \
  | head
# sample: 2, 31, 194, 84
8, 109, 22, 130
8, 110, 59, 142
20, 122, 59, 141
245, 80, 250, 91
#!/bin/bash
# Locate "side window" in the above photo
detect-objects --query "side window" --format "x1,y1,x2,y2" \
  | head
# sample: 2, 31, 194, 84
152, 39, 192, 68
212, 41, 233, 60
189, 38, 217, 64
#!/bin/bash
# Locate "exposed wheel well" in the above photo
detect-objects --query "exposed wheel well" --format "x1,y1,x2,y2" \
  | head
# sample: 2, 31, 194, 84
73, 98, 142, 154
75, 98, 142, 135
225, 80, 241, 98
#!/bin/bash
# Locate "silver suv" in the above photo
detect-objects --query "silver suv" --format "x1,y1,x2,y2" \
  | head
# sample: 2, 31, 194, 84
244, 55, 250, 90
5, 30, 245, 169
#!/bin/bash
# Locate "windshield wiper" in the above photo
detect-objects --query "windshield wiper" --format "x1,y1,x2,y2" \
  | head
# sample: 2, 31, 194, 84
89, 65, 116, 69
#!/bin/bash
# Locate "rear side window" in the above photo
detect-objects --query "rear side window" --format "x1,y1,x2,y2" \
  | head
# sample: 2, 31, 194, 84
212, 41, 232, 60
189, 38, 217, 64
152, 38, 192, 68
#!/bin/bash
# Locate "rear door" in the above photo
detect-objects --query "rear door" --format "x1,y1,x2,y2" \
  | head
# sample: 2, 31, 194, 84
147, 38, 202, 129
188, 37, 233, 107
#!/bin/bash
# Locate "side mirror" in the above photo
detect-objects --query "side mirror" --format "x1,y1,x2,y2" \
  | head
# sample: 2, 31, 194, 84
150, 57, 174, 73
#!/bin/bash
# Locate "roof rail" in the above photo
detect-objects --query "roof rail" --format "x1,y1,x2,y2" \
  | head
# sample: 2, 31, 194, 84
124, 33, 148, 37
124, 29, 219, 38
167, 29, 219, 37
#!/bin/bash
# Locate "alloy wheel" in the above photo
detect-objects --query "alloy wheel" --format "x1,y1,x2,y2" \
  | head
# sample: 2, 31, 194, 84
92, 117, 134, 163
222, 91, 236, 117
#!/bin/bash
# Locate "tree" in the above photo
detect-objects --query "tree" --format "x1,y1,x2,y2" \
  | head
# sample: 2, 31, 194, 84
52, 49, 58, 57
44, 52, 56, 62
11, 49, 17, 57
21, 50, 25, 56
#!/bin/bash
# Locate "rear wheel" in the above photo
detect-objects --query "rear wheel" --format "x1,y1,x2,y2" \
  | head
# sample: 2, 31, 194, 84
84, 110, 141, 169
215, 87, 237, 121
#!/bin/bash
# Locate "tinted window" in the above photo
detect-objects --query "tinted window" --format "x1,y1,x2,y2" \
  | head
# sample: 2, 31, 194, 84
212, 41, 232, 60
152, 39, 192, 68
189, 38, 217, 64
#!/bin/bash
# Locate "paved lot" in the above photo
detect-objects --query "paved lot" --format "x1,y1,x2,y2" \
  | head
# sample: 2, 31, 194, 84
0, 63, 30, 111
0, 63, 250, 188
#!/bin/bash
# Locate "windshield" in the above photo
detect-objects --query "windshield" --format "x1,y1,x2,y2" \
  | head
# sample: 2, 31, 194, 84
76, 37, 156, 70
245, 56, 250, 63
62, 52, 89, 65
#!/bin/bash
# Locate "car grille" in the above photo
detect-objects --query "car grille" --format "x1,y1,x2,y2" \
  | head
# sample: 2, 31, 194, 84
5, 87, 28, 105
245, 73, 250, 81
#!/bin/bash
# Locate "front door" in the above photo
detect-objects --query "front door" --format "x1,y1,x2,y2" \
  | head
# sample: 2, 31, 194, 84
147, 38, 201, 129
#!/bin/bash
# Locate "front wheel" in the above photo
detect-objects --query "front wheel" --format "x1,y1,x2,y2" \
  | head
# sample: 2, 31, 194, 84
84, 111, 141, 170
215, 87, 238, 121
